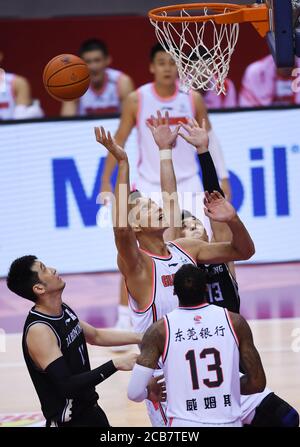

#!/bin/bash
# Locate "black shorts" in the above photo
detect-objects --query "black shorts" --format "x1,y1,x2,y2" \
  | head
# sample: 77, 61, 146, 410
47, 404, 110, 427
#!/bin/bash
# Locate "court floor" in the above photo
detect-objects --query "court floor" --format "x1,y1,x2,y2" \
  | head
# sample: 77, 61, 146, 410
0, 263, 300, 427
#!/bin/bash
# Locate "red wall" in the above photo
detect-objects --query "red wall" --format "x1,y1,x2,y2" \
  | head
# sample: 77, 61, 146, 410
0, 16, 269, 116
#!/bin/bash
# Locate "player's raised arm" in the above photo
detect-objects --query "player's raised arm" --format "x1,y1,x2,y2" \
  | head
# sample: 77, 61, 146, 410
176, 191, 255, 264
192, 91, 231, 199
178, 117, 235, 273
127, 319, 166, 403
146, 110, 182, 241
229, 312, 266, 395
94, 126, 150, 287
100, 91, 137, 196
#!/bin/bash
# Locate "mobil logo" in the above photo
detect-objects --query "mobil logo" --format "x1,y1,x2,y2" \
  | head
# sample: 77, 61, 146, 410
229, 146, 290, 217
52, 145, 294, 228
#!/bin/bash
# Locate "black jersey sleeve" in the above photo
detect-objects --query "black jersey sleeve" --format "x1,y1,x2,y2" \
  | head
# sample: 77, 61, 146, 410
45, 356, 117, 399
198, 152, 225, 197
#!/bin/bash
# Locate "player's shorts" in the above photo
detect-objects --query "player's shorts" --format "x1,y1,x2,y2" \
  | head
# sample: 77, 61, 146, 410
133, 172, 211, 236
47, 403, 110, 427
168, 418, 243, 427
240, 387, 272, 425
145, 398, 169, 427
145, 388, 273, 427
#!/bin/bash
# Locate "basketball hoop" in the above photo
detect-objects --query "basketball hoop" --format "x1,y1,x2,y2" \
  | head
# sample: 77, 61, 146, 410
148, 3, 269, 94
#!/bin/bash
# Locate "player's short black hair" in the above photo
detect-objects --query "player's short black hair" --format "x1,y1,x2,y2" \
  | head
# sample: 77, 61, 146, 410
174, 264, 207, 306
6, 255, 40, 302
150, 43, 169, 61
129, 189, 142, 201
79, 39, 109, 57
181, 209, 197, 222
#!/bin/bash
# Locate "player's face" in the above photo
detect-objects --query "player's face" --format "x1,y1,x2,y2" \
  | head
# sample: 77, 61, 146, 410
31, 260, 65, 296
131, 197, 168, 233
81, 50, 111, 83
150, 51, 178, 86
182, 217, 208, 242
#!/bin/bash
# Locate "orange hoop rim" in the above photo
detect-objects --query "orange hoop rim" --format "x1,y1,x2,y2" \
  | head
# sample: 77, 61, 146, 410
148, 3, 268, 25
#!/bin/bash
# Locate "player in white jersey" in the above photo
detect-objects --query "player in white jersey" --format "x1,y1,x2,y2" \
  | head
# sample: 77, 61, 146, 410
61, 39, 134, 117
94, 123, 255, 425
0, 51, 44, 120
101, 43, 230, 199
128, 264, 266, 427
239, 55, 300, 106
100, 43, 230, 332
147, 111, 299, 427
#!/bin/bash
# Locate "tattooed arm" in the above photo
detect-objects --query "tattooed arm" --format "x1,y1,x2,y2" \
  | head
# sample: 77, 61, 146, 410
229, 312, 266, 395
127, 320, 166, 402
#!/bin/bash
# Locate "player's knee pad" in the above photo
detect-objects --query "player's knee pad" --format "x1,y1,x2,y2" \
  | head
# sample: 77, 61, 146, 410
250, 392, 299, 427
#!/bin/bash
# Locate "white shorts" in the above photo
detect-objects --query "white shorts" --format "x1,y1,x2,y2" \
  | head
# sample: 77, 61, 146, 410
145, 399, 169, 427
240, 388, 272, 425
145, 388, 273, 427
168, 418, 243, 427
133, 173, 211, 237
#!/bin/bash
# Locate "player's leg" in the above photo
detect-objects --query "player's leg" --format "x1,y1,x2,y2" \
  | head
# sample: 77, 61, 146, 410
111, 277, 133, 352
249, 393, 299, 427
113, 277, 132, 330
241, 389, 299, 427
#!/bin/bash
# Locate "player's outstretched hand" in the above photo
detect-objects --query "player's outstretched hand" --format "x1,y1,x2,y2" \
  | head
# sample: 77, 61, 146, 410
178, 117, 209, 154
146, 110, 180, 150
112, 352, 138, 371
204, 191, 236, 222
147, 375, 167, 403
94, 126, 128, 163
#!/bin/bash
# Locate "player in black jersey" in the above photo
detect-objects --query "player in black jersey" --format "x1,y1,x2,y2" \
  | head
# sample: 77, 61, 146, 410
181, 208, 240, 313
6, 255, 162, 427
146, 110, 299, 427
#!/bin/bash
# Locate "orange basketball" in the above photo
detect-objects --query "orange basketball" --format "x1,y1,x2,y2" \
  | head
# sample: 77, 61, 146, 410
43, 54, 90, 101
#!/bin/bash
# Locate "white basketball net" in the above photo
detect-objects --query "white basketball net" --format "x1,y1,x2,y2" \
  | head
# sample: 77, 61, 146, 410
150, 7, 239, 95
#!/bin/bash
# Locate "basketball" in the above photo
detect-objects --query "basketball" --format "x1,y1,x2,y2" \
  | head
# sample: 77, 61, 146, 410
43, 54, 90, 101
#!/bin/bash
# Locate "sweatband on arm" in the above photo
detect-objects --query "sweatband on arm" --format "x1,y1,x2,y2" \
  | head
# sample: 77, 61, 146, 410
45, 356, 117, 399
198, 152, 225, 197
159, 149, 173, 160
127, 363, 155, 402
208, 129, 229, 180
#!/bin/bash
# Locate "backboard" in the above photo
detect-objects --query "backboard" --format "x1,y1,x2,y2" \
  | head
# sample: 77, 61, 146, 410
266, 0, 300, 67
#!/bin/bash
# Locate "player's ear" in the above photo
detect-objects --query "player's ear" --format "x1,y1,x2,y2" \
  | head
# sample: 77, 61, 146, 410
32, 283, 46, 297
106, 55, 112, 66
130, 222, 142, 233
149, 63, 155, 75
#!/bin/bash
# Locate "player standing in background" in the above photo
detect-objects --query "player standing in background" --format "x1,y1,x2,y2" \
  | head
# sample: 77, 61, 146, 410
0, 51, 44, 120
94, 123, 255, 426
239, 54, 300, 106
148, 111, 299, 427
100, 43, 230, 332
61, 39, 134, 117
128, 264, 266, 427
